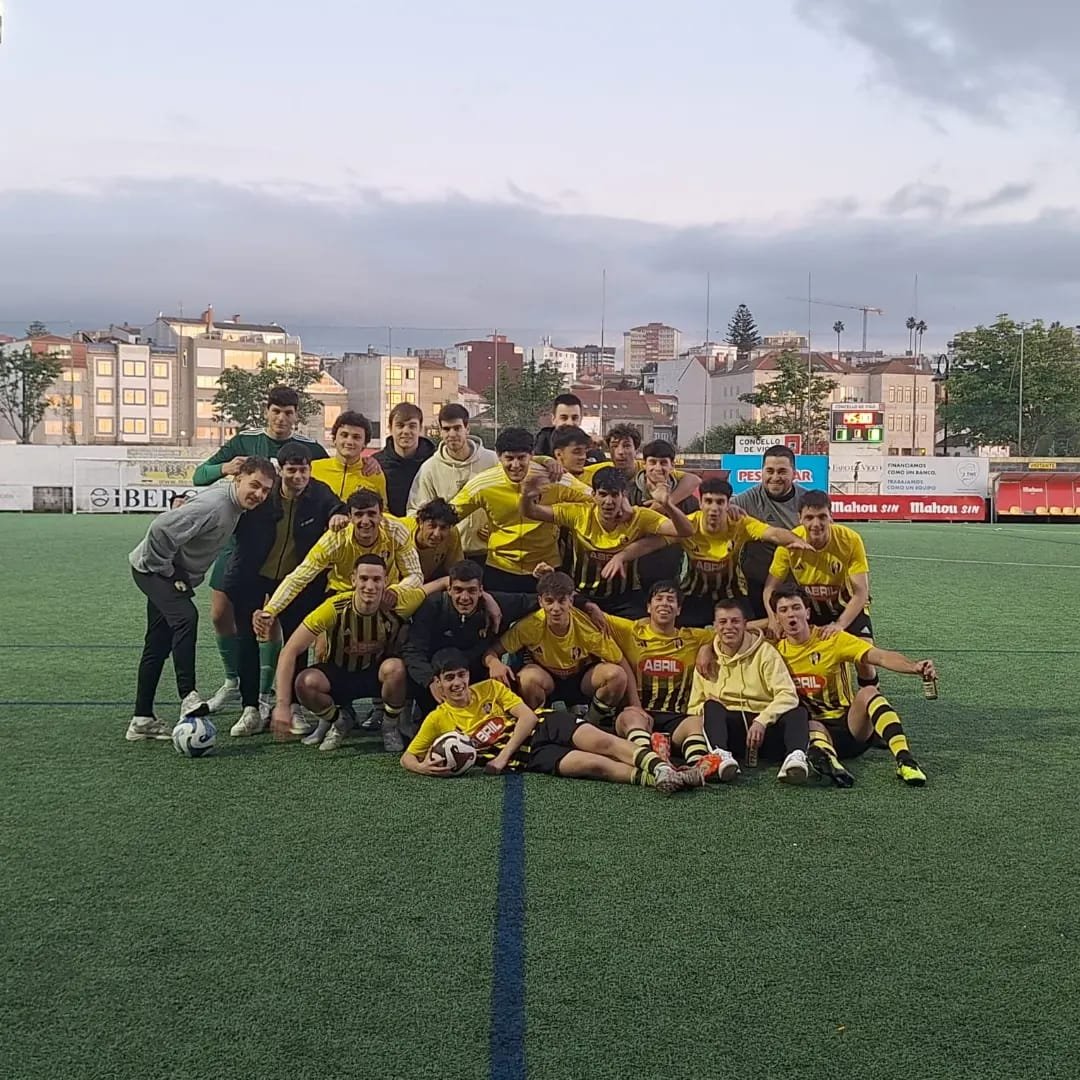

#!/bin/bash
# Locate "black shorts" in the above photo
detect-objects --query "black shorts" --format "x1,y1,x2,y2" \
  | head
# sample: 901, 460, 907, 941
811, 608, 874, 640
647, 711, 685, 735
589, 590, 647, 620
527, 710, 583, 774
308, 662, 382, 705
825, 714, 871, 759
546, 670, 593, 709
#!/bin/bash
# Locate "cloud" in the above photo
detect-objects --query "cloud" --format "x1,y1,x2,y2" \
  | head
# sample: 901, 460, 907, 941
959, 183, 1034, 215
1, 178, 1079, 354
797, 0, 1080, 120
883, 183, 951, 216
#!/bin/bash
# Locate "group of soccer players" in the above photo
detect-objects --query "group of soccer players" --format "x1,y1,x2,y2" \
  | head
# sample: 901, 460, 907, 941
127, 387, 935, 790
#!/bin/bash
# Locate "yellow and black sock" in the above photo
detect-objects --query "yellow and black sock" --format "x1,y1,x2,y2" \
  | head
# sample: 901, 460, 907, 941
626, 727, 652, 749
585, 695, 618, 728
682, 733, 710, 765
383, 702, 404, 726
314, 703, 338, 725
868, 694, 913, 763
630, 768, 655, 787
632, 746, 663, 777
809, 729, 855, 787
809, 729, 840, 761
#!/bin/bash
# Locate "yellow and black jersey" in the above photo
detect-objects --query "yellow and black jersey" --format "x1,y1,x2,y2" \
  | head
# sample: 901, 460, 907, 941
500, 608, 623, 678
302, 591, 416, 673
606, 616, 712, 715
769, 524, 870, 620
680, 512, 769, 598
406, 680, 529, 769
775, 629, 873, 721
310, 456, 387, 505
549, 503, 667, 597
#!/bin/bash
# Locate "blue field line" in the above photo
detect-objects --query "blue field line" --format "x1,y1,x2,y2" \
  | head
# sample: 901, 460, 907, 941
490, 773, 526, 1080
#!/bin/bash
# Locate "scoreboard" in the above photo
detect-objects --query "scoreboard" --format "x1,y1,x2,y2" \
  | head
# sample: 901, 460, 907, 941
830, 406, 884, 444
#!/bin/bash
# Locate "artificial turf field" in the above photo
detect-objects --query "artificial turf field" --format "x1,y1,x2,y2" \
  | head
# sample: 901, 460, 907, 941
3, 515, 1080, 1080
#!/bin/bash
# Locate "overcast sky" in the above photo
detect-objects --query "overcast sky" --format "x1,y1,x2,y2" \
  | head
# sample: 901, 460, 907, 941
2, 0, 1079, 354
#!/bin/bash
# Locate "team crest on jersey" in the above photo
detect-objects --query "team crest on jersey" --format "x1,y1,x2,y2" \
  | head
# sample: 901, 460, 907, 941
570, 647, 584, 660
811, 652, 821, 664
481, 703, 493, 714
830, 559, 842, 575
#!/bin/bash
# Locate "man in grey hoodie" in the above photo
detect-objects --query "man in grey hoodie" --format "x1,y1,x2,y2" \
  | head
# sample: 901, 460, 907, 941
126, 457, 275, 741
407, 404, 498, 560
731, 445, 810, 619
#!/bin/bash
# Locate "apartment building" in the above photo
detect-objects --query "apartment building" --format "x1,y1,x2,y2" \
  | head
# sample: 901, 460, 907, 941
622, 323, 680, 379
446, 336, 524, 394
570, 344, 616, 378
528, 339, 578, 387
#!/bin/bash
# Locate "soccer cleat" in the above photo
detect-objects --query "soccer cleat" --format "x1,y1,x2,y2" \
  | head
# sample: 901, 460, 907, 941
777, 749, 810, 784
180, 690, 209, 718
700, 749, 739, 784
382, 723, 404, 754
896, 755, 927, 786
807, 745, 855, 788
653, 763, 683, 795
205, 680, 240, 713
359, 705, 382, 732
319, 707, 356, 753
650, 732, 673, 764
301, 719, 332, 747
258, 692, 275, 723
289, 704, 314, 737
125, 716, 173, 741
230, 705, 268, 738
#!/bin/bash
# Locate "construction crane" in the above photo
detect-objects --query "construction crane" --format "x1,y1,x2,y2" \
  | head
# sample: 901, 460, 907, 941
785, 297, 884, 355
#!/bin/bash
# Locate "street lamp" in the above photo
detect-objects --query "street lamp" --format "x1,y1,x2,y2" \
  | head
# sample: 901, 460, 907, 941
932, 352, 950, 457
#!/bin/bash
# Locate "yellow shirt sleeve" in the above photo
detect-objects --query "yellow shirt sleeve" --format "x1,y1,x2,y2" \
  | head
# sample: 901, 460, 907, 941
301, 595, 342, 636
499, 612, 540, 655
740, 515, 770, 542
491, 681, 526, 712
551, 503, 589, 528
603, 614, 637, 659
582, 621, 623, 664
406, 706, 452, 759
451, 479, 483, 520
388, 520, 424, 589
768, 542, 792, 580
834, 632, 873, 665
630, 507, 667, 537
393, 586, 428, 618
266, 529, 340, 616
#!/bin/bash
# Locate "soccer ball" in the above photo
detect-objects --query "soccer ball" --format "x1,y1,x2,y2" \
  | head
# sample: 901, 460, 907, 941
429, 731, 478, 776
172, 715, 217, 758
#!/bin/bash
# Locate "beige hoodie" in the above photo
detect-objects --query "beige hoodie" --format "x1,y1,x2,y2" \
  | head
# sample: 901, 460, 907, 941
686, 630, 798, 725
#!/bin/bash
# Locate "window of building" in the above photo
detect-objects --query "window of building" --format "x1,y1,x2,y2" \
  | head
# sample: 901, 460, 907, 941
406, 368, 416, 380
63, 369, 83, 383
122, 360, 146, 377
387, 367, 402, 383
44, 420, 63, 435
96, 359, 114, 377
123, 388, 147, 405
196, 426, 218, 441
404, 392, 416, 404
432, 376, 442, 389
196, 400, 215, 419
96, 417, 114, 435
196, 375, 220, 389
920, 414, 928, 432
388, 390, 403, 407
152, 390, 169, 407
96, 388, 113, 405
122, 417, 147, 434
903, 414, 911, 432
152, 419, 169, 436
152, 361, 169, 379
904, 386, 912, 403
888, 386, 896, 402
919, 386, 928, 403
887, 415, 895, 431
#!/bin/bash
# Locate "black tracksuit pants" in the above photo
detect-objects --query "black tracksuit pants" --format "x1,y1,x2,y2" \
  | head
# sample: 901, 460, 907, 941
132, 568, 199, 716
703, 701, 809, 763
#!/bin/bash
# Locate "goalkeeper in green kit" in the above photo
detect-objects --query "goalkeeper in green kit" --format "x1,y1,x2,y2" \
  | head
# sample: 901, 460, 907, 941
192, 385, 328, 714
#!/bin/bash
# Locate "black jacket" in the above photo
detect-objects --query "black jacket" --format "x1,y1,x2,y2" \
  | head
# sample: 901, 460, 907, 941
375, 436, 437, 516
224, 476, 344, 589
533, 427, 607, 464
402, 590, 541, 689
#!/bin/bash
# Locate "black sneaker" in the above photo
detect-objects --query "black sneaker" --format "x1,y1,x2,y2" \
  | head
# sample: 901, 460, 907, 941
807, 745, 856, 788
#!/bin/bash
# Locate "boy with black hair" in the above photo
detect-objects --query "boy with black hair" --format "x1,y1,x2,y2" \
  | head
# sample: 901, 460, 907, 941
375, 402, 435, 515
401, 649, 699, 792
533, 394, 606, 463
191, 384, 328, 715
312, 409, 386, 505
399, 497, 464, 581
549, 425, 592, 478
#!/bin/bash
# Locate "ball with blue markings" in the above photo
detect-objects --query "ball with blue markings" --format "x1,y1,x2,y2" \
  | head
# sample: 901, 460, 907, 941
172, 715, 217, 758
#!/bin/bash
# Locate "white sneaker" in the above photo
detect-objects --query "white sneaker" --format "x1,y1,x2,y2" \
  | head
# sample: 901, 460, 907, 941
258, 692, 275, 722
180, 690, 208, 718
381, 721, 404, 753
777, 749, 809, 784
230, 705, 268, 737
289, 704, 314, 737
319, 710, 354, 753
125, 716, 173, 741
205, 680, 240, 713
301, 719, 331, 747
654, 763, 682, 795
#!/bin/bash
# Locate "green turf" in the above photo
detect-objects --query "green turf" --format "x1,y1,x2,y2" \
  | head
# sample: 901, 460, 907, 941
3, 515, 1080, 1080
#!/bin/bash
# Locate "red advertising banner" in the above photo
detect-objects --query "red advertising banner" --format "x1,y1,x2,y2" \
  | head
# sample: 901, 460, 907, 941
830, 494, 987, 522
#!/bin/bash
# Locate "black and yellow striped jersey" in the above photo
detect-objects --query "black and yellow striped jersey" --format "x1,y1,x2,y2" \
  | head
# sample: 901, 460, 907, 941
768, 524, 870, 621
605, 616, 712, 714
405, 680, 530, 769
549, 502, 667, 597
775, 629, 872, 720
680, 512, 769, 598
301, 592, 410, 673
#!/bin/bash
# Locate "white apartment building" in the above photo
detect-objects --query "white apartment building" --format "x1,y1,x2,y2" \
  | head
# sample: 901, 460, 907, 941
622, 323, 681, 379
529, 339, 579, 388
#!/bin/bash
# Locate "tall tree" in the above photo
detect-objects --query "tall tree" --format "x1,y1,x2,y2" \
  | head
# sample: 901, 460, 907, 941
212, 359, 319, 430
725, 304, 763, 359
481, 356, 565, 431
833, 320, 845, 358
906, 316, 917, 355
939, 315, 1080, 455
914, 319, 928, 358
25, 321, 50, 339
0, 345, 64, 443
682, 418, 785, 454
739, 349, 837, 445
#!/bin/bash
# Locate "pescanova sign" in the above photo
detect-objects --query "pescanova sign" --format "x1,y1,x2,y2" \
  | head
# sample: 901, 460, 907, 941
722, 454, 829, 495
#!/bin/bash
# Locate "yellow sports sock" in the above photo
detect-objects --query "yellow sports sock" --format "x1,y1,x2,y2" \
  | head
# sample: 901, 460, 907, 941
626, 727, 652, 748
682, 733, 710, 765
868, 695, 911, 760
632, 746, 662, 777
810, 730, 840, 759
314, 703, 337, 723
630, 768, 655, 787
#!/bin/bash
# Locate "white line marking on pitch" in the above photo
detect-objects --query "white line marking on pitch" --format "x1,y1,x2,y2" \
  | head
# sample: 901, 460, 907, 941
869, 554, 1080, 569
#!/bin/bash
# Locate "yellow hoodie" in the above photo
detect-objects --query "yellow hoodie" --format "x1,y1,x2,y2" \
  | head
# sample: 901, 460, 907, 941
686, 630, 798, 725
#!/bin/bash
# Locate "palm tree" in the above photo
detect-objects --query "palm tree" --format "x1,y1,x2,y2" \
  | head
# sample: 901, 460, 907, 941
915, 319, 928, 358
906, 316, 917, 355
833, 320, 845, 359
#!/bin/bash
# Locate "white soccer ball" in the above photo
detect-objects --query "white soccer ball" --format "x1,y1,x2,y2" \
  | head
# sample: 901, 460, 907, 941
429, 731, 478, 776
172, 715, 217, 758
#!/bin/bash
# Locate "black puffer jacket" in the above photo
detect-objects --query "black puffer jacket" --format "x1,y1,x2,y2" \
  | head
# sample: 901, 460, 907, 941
375, 436, 436, 516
